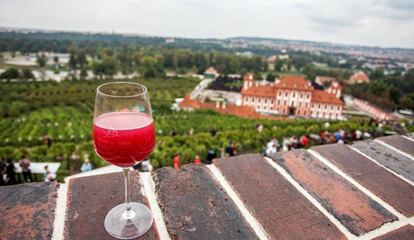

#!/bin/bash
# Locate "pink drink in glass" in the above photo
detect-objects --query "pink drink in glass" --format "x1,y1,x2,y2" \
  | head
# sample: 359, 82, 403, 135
93, 111, 155, 167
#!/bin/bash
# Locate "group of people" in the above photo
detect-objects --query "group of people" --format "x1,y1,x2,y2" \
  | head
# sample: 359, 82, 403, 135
0, 156, 57, 185
264, 134, 309, 156
171, 147, 220, 170
0, 156, 33, 185
263, 128, 374, 156
319, 129, 371, 145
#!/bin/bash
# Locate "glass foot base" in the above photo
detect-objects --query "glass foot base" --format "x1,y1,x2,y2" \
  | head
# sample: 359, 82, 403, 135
104, 202, 153, 239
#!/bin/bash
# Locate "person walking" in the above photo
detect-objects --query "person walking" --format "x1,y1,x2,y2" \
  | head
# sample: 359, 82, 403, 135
173, 154, 181, 169
300, 135, 309, 148
19, 155, 33, 183
141, 159, 153, 172
43, 165, 56, 182
6, 159, 16, 185
80, 159, 92, 172
225, 141, 234, 157
193, 155, 202, 165
0, 158, 5, 186
206, 149, 217, 164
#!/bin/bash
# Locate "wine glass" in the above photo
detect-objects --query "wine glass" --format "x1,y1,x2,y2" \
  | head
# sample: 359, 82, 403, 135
93, 82, 155, 239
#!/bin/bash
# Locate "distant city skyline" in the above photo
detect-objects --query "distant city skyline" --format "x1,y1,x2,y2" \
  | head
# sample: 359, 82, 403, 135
0, 0, 413, 48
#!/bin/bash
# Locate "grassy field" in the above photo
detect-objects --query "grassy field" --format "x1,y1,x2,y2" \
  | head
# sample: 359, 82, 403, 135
0, 77, 383, 181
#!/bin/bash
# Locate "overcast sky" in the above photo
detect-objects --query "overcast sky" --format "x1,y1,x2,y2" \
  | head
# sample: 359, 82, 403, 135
0, 0, 413, 48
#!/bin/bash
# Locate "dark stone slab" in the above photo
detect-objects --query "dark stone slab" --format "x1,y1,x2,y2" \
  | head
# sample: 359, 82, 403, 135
0, 182, 58, 240
65, 172, 158, 240
215, 154, 346, 240
153, 165, 257, 240
352, 140, 414, 182
373, 225, 414, 240
313, 144, 414, 217
278, 150, 396, 236
378, 135, 414, 157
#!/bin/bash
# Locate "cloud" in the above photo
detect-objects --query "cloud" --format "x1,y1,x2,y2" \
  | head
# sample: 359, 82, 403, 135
0, 0, 413, 48
378, 0, 414, 10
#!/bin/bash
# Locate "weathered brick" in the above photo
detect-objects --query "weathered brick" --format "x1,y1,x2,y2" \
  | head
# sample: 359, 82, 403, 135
378, 135, 414, 157
153, 165, 258, 240
0, 182, 58, 240
313, 144, 414, 216
373, 225, 414, 240
215, 154, 346, 240
65, 171, 158, 240
277, 150, 396, 236
352, 140, 414, 182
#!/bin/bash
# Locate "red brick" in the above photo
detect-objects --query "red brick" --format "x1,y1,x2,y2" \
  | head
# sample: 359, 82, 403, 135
352, 140, 414, 182
65, 171, 158, 240
278, 150, 396, 236
153, 165, 258, 240
313, 144, 414, 216
215, 154, 347, 240
378, 135, 414, 157
373, 225, 414, 240
0, 182, 58, 240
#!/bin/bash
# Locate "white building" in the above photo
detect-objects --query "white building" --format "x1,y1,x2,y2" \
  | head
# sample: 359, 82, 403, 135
241, 74, 344, 120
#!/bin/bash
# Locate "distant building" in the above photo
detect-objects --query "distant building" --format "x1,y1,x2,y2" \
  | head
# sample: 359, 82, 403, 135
165, 38, 175, 43
180, 73, 343, 120
352, 98, 396, 121
312, 62, 328, 68
241, 74, 343, 120
348, 71, 370, 84
326, 81, 342, 99
204, 67, 219, 79
267, 55, 277, 71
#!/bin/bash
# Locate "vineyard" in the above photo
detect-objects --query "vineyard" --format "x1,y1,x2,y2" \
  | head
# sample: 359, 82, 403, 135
0, 77, 381, 181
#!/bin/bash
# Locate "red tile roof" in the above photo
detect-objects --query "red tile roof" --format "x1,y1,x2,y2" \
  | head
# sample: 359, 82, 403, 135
204, 67, 218, 75
312, 90, 343, 105
349, 71, 370, 84
241, 85, 276, 98
241, 75, 343, 106
179, 95, 286, 120
275, 75, 313, 91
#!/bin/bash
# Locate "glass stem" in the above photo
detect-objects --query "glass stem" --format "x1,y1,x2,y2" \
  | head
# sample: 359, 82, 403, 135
123, 168, 132, 212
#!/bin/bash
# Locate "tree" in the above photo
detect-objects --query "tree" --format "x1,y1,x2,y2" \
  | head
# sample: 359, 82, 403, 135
399, 96, 414, 109
36, 52, 47, 80
369, 69, 384, 80
266, 72, 277, 82
139, 56, 164, 78
253, 71, 262, 80
0, 67, 20, 81
36, 53, 47, 68
92, 57, 118, 78
53, 56, 59, 66
22, 69, 35, 80
80, 67, 88, 79
303, 64, 316, 80
368, 81, 389, 98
